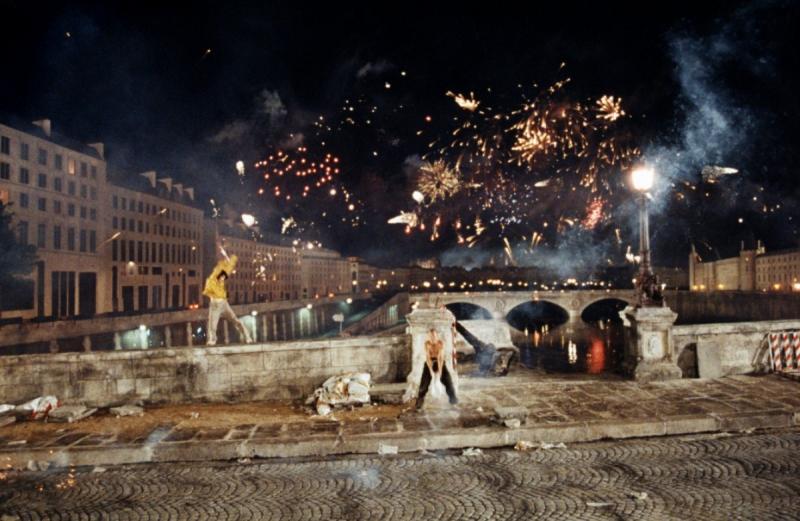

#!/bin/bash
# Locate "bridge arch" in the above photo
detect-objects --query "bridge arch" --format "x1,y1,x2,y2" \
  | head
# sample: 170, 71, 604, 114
580, 298, 630, 324
506, 300, 569, 331
445, 302, 493, 321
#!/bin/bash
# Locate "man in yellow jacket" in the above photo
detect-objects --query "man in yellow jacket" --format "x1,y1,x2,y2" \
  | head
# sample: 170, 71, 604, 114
203, 254, 253, 345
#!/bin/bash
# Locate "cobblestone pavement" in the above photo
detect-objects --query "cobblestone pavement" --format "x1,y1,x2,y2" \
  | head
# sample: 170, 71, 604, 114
2, 429, 799, 520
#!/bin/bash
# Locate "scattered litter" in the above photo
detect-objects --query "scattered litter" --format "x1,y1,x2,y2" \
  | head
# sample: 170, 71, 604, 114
515, 440, 567, 451
377, 443, 398, 455
307, 373, 371, 416
515, 440, 536, 452
26, 460, 50, 472
476, 407, 484, 413
15, 396, 59, 420
462, 447, 483, 457
494, 406, 528, 423
48, 405, 97, 423
189, 412, 200, 419
0, 416, 15, 428
419, 449, 435, 457
586, 502, 614, 508
1, 514, 22, 521
0, 404, 15, 415
110, 405, 144, 417
503, 418, 521, 428
7, 440, 27, 446
740, 427, 756, 434
628, 491, 648, 501
237, 458, 252, 464
92, 466, 107, 473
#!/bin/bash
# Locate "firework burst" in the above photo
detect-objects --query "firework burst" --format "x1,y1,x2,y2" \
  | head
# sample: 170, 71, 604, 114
416, 159, 462, 203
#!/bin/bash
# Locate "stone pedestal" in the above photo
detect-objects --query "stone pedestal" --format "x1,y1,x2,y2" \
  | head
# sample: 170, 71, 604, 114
621, 305, 682, 382
402, 305, 459, 405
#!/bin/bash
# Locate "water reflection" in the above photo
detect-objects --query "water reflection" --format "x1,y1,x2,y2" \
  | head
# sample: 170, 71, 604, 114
515, 319, 624, 374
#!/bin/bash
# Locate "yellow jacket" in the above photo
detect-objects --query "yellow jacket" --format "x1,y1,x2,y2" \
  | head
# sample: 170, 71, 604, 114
203, 255, 238, 300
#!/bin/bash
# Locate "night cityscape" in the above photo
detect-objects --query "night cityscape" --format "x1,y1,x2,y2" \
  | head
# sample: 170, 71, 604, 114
1, 2, 800, 519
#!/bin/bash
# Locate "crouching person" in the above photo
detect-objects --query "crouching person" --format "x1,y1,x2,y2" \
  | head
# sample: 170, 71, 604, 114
416, 329, 458, 410
203, 254, 253, 346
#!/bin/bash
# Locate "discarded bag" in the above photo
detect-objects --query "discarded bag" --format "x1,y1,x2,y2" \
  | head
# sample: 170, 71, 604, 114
15, 396, 59, 420
306, 372, 371, 416
48, 405, 97, 423
377, 443, 398, 455
0, 404, 15, 416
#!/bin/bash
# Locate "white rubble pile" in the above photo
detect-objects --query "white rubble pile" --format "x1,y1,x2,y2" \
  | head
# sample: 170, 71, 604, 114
14, 396, 59, 420
306, 372, 371, 416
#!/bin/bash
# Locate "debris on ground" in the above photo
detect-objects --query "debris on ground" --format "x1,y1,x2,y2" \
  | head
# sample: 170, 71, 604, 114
48, 405, 97, 423
189, 412, 200, 419
377, 443, 398, 455
0, 416, 15, 428
586, 501, 615, 508
26, 460, 50, 472
92, 466, 107, 473
503, 418, 521, 428
237, 458, 252, 464
306, 373, 371, 416
110, 404, 144, 417
515, 440, 567, 451
1, 514, 22, 521
15, 396, 59, 420
7, 440, 27, 446
462, 447, 483, 457
0, 404, 15, 415
627, 491, 648, 501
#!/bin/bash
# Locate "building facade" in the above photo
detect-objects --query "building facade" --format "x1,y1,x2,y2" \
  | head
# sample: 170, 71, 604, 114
1, 120, 108, 319
689, 243, 800, 292
107, 174, 204, 313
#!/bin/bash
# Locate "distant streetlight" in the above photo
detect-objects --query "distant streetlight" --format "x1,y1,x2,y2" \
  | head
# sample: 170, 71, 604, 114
241, 214, 256, 227
631, 166, 662, 307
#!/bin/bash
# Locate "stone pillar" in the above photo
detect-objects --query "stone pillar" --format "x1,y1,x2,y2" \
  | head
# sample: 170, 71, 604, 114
138, 329, 148, 350
164, 326, 172, 348
48, 340, 59, 354
311, 309, 318, 336
272, 313, 278, 341
223, 320, 230, 344
621, 305, 682, 382
82, 335, 92, 353
113, 332, 122, 350
402, 305, 459, 405
290, 312, 296, 339
186, 322, 194, 347
261, 315, 268, 342
281, 313, 288, 340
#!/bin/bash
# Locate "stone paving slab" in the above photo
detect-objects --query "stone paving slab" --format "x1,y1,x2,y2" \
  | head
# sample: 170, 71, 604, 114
0, 373, 798, 469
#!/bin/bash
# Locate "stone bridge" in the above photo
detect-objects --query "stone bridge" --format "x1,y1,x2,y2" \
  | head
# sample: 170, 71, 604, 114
409, 290, 636, 351
410, 290, 636, 325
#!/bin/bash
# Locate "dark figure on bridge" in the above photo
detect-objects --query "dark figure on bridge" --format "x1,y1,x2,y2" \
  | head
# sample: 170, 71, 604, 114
416, 329, 458, 409
454, 322, 516, 377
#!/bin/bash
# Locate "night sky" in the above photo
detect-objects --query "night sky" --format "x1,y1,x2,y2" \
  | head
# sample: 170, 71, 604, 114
2, 1, 799, 272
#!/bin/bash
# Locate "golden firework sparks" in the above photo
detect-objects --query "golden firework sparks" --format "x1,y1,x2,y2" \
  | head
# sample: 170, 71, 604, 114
417, 159, 461, 202
595, 95, 625, 122
446, 91, 480, 111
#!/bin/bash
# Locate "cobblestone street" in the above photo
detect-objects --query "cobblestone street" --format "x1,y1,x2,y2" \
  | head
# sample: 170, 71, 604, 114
2, 429, 799, 520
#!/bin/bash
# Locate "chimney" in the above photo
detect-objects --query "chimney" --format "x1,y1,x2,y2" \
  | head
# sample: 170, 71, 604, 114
88, 142, 105, 159
32, 119, 52, 137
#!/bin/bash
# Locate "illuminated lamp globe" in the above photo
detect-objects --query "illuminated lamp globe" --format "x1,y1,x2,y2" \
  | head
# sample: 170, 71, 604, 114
631, 166, 655, 192
241, 213, 256, 227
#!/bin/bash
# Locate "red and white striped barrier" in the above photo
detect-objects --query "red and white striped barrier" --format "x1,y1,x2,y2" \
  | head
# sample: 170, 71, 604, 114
768, 332, 800, 373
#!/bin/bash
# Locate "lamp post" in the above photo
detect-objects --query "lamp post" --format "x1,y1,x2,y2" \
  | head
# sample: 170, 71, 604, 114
630, 166, 663, 307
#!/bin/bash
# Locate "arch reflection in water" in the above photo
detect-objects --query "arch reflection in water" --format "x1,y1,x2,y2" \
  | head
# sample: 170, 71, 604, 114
508, 298, 626, 374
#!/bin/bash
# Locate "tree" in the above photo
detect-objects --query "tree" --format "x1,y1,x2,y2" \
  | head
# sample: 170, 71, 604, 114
0, 201, 37, 314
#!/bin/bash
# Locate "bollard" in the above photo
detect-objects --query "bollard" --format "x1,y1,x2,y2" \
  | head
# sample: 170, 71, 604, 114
164, 325, 172, 348
186, 322, 193, 347
223, 320, 230, 344
114, 332, 122, 350
82, 335, 92, 353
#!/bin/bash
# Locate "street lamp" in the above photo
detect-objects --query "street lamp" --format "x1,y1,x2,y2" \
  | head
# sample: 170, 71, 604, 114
630, 166, 663, 307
